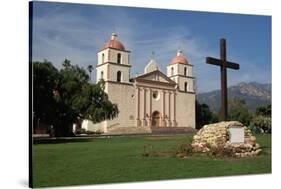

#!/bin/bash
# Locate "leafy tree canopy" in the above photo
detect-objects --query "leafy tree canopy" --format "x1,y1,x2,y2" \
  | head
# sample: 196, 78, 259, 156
251, 115, 271, 134
33, 60, 59, 125
33, 59, 118, 136
228, 98, 252, 126
256, 104, 271, 117
196, 100, 218, 129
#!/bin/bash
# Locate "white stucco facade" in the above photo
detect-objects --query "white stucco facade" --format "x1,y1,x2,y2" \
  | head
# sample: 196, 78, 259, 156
82, 34, 196, 134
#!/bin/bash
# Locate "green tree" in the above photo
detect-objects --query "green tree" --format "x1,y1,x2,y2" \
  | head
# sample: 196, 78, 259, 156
33, 60, 118, 136
228, 98, 252, 126
251, 115, 271, 133
256, 104, 271, 117
62, 59, 71, 68
249, 104, 271, 134
87, 65, 94, 81
33, 60, 59, 132
196, 100, 218, 129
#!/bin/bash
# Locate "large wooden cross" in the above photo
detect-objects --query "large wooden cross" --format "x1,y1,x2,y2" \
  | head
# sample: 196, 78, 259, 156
206, 38, 240, 121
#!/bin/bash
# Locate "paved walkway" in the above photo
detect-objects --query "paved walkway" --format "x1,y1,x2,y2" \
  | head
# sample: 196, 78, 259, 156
33, 132, 195, 141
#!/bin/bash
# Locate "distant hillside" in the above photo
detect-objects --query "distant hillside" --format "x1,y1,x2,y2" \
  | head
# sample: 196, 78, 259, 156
197, 82, 271, 113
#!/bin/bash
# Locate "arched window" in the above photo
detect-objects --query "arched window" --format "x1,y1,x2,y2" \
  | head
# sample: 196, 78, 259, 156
171, 67, 174, 76
184, 82, 188, 92
184, 67, 187, 76
117, 71, 122, 82
100, 71, 104, 80
102, 53, 105, 63
117, 53, 121, 64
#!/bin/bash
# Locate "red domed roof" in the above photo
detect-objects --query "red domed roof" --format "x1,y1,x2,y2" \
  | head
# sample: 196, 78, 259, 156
101, 33, 125, 51
170, 50, 188, 65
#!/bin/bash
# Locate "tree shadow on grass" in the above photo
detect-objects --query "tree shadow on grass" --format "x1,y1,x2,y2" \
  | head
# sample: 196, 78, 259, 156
33, 138, 93, 145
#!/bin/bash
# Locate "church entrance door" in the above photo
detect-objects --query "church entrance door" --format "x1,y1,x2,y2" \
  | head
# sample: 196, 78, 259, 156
152, 111, 160, 127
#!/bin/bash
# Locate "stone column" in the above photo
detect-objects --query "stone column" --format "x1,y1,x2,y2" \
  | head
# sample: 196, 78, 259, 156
148, 89, 152, 127
108, 49, 111, 62
162, 90, 166, 127
135, 87, 141, 126
142, 88, 147, 126
172, 91, 177, 127
168, 92, 171, 127
106, 64, 109, 81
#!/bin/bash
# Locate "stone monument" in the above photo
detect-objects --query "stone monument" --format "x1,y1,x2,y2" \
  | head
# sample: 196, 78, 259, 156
191, 121, 262, 157
229, 125, 244, 143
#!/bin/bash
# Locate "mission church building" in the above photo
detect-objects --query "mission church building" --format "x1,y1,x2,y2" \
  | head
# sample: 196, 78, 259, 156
82, 33, 195, 134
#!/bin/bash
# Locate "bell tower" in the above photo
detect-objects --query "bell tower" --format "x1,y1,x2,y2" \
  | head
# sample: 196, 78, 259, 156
167, 50, 194, 93
96, 33, 131, 83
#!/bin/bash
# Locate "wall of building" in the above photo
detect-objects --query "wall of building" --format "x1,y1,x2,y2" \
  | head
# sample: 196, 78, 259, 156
175, 92, 196, 128
167, 64, 194, 92
97, 49, 109, 65
97, 48, 129, 65
89, 48, 196, 133
150, 89, 162, 115
136, 86, 177, 127
138, 88, 163, 121
108, 64, 130, 83
177, 64, 193, 77
178, 77, 194, 92
86, 82, 195, 132
96, 64, 108, 82
104, 82, 136, 128
167, 64, 177, 77
82, 120, 107, 133
167, 64, 193, 77
108, 49, 129, 65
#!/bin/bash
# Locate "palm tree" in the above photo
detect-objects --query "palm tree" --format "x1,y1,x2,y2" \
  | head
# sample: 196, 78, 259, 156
87, 65, 93, 82
62, 59, 71, 68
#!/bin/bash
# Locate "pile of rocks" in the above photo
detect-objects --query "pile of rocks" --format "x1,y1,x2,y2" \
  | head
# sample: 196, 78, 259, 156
191, 121, 262, 158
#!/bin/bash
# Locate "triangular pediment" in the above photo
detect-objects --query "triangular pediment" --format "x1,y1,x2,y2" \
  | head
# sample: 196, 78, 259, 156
135, 70, 176, 85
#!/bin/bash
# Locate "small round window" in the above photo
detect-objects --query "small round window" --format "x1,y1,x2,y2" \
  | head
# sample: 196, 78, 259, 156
152, 91, 159, 99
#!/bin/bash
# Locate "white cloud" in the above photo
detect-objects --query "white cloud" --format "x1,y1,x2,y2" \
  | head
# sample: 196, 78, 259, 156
32, 4, 271, 93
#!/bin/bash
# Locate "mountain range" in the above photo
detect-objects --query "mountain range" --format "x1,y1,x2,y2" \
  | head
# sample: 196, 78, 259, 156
197, 82, 271, 113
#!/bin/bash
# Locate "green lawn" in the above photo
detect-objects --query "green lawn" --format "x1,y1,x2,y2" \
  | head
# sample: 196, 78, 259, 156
32, 134, 271, 187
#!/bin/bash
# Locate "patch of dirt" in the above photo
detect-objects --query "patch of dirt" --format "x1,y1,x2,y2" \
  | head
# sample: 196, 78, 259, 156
144, 136, 178, 141
143, 151, 175, 157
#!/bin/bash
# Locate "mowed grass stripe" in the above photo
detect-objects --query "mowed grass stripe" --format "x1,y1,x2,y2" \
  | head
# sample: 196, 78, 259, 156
32, 134, 271, 187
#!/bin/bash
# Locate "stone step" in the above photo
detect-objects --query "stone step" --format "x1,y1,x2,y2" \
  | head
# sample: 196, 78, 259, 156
107, 126, 151, 135
151, 127, 197, 134
107, 125, 196, 135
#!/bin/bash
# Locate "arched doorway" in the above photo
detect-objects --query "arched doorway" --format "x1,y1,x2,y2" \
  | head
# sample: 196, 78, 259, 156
151, 111, 160, 127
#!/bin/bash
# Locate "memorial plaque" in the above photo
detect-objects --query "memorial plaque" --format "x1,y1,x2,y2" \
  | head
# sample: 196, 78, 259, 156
229, 127, 244, 143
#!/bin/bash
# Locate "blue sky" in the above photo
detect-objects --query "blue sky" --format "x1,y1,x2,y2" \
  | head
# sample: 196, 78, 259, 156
31, 1, 271, 92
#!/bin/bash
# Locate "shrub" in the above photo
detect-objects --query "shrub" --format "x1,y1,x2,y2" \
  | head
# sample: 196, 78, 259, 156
75, 128, 103, 135
228, 98, 252, 126
75, 128, 86, 134
205, 142, 236, 158
142, 144, 154, 157
251, 115, 271, 133
256, 104, 271, 117
248, 122, 262, 134
86, 130, 103, 135
196, 101, 218, 129
177, 143, 193, 156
